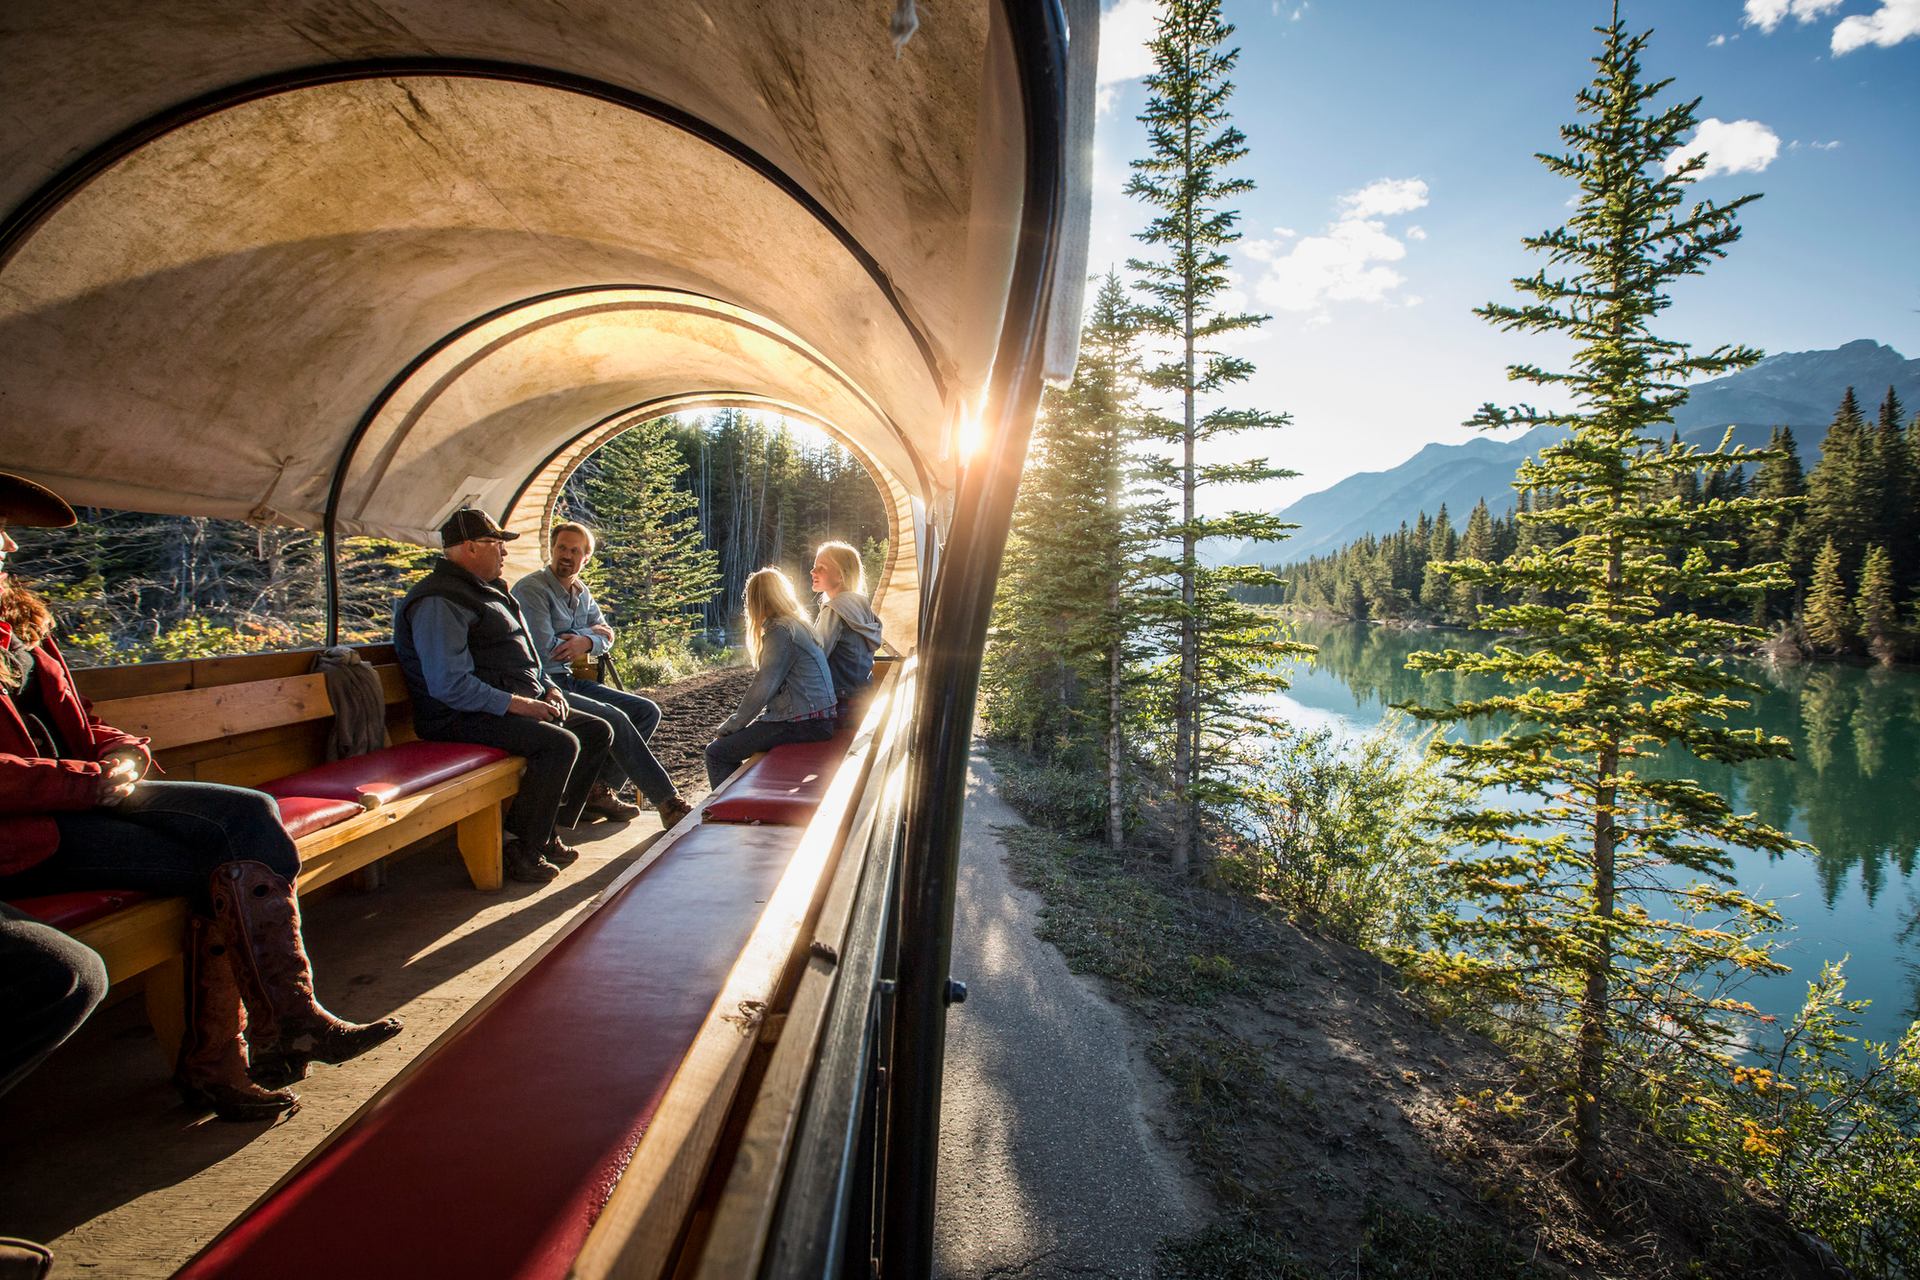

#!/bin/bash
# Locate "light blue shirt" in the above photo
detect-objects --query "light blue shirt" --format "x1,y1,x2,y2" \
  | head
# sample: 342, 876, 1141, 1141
510, 568, 613, 677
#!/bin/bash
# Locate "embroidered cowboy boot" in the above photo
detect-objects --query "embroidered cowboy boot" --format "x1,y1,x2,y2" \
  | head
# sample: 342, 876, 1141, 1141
173, 915, 299, 1121
209, 860, 402, 1089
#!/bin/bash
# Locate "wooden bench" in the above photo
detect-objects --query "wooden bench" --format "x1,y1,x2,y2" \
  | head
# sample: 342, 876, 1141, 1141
4, 646, 524, 1063
173, 659, 914, 1280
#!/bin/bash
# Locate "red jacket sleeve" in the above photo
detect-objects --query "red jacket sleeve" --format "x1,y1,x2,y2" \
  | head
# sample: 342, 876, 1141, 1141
0, 751, 101, 813
39, 636, 154, 773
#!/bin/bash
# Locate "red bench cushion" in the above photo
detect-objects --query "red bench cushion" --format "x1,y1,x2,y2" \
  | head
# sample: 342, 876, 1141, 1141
262, 740, 508, 809
7, 889, 152, 930
274, 796, 368, 841
702, 734, 850, 825
177, 821, 805, 1280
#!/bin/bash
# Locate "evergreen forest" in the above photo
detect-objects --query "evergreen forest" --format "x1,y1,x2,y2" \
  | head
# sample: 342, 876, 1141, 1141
1265, 386, 1920, 663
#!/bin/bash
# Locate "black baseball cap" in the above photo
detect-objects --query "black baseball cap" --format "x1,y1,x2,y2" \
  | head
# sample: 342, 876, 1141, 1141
0, 472, 78, 528
439, 507, 519, 547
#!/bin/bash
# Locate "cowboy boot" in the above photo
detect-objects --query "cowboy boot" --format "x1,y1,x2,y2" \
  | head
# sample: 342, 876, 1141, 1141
209, 860, 402, 1089
173, 916, 300, 1121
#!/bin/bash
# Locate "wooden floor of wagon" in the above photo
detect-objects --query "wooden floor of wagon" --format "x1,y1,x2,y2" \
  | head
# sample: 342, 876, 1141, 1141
0, 669, 753, 1279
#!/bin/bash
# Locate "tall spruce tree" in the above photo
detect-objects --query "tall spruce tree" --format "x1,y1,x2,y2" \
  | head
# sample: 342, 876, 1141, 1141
982, 273, 1147, 853
1855, 544, 1899, 663
1127, 0, 1306, 873
569, 415, 721, 661
1403, 12, 1801, 1181
1803, 536, 1853, 654
1803, 388, 1874, 580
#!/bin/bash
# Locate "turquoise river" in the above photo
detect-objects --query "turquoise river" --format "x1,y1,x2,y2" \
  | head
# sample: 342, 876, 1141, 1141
1273, 619, 1920, 1053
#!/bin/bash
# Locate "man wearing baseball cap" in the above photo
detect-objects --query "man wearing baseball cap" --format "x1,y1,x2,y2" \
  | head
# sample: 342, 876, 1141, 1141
392, 507, 614, 882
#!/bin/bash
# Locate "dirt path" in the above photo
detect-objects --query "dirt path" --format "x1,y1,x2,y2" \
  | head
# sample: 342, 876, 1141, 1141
935, 751, 1206, 1279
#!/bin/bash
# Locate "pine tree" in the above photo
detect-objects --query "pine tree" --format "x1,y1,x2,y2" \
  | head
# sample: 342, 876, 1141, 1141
1403, 13, 1799, 1182
1803, 388, 1874, 579
1420, 505, 1455, 614
1450, 499, 1496, 622
570, 414, 721, 662
1127, 0, 1307, 873
1854, 544, 1897, 663
983, 272, 1148, 853
1752, 426, 1808, 614
1804, 537, 1854, 655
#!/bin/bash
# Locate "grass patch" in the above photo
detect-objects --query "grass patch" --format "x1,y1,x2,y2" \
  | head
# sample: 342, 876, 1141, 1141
999, 824, 1259, 1007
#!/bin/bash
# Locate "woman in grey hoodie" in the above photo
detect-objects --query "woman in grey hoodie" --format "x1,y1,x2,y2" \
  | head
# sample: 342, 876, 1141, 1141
810, 541, 885, 720
706, 568, 839, 787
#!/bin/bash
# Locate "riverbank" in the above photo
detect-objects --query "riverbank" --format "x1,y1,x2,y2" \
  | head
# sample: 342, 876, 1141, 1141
985, 746, 1834, 1279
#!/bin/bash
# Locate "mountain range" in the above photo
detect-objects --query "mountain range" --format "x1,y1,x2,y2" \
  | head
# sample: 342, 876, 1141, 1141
1229, 340, 1920, 566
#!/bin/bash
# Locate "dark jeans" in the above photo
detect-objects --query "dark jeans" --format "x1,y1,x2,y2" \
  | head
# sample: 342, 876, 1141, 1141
705, 717, 835, 789
0, 780, 301, 908
554, 675, 675, 804
0, 903, 108, 1098
416, 705, 613, 848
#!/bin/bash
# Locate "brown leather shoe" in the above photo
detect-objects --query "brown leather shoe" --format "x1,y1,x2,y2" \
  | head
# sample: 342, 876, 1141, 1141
209, 862, 403, 1090
174, 916, 301, 1121
656, 795, 695, 830
505, 839, 560, 883
543, 836, 581, 868
583, 783, 643, 822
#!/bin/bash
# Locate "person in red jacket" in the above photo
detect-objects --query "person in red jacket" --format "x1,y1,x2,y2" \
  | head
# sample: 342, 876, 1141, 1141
0, 475, 400, 1121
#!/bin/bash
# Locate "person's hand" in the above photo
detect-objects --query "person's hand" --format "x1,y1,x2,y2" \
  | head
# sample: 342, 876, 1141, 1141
94, 755, 141, 806
587, 623, 615, 644
543, 688, 570, 716
550, 634, 592, 663
508, 694, 559, 722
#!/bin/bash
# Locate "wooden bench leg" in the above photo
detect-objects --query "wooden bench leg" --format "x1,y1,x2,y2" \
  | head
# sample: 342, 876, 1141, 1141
143, 954, 187, 1069
456, 801, 505, 892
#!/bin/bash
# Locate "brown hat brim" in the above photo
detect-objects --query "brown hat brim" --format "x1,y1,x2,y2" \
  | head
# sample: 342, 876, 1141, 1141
0, 473, 78, 528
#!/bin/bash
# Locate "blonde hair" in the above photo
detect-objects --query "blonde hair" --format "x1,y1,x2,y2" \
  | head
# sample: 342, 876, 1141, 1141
743, 568, 808, 666
814, 540, 866, 598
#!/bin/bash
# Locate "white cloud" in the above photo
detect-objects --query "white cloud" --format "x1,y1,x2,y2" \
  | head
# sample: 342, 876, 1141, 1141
1096, 0, 1159, 114
1338, 177, 1431, 219
1664, 117, 1781, 177
1247, 178, 1429, 320
1833, 0, 1920, 52
1743, 0, 1844, 32
1812, 138, 1844, 149
1708, 33, 1731, 46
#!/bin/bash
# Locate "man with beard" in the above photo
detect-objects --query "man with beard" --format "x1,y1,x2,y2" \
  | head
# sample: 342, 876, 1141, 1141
511, 522, 693, 831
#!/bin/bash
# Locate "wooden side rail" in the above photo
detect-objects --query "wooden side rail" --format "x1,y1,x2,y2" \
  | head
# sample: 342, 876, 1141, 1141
570, 659, 913, 1280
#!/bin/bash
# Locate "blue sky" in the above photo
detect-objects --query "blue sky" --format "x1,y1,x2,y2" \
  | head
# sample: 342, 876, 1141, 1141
1087, 0, 1920, 514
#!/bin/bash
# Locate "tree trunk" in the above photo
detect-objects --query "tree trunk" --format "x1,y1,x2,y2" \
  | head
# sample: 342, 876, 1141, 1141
1107, 587, 1125, 854
1171, 290, 1198, 875
1576, 527, 1625, 1183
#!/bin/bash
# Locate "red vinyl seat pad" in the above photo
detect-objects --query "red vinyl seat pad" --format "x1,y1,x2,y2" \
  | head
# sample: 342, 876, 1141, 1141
273, 795, 368, 841
702, 734, 851, 825
262, 740, 508, 809
6, 889, 152, 931
176, 822, 805, 1280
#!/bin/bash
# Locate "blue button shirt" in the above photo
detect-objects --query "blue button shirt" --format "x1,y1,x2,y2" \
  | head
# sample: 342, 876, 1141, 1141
510, 568, 613, 677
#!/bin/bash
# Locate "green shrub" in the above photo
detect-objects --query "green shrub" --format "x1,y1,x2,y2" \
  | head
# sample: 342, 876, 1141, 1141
1217, 718, 1468, 951
994, 757, 1109, 839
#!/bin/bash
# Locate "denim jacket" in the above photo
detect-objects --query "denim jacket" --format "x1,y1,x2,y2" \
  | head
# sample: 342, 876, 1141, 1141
718, 616, 836, 735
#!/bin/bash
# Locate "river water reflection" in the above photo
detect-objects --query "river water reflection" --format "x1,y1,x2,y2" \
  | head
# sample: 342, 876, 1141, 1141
1272, 619, 1920, 1051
